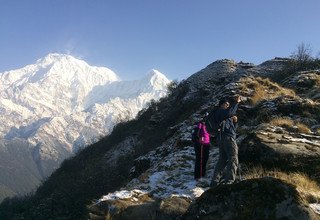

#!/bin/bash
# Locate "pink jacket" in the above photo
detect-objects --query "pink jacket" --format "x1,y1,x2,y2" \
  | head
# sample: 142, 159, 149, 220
198, 122, 210, 144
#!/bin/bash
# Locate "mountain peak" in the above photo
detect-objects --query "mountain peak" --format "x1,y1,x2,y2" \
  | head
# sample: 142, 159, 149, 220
148, 69, 165, 77
36, 53, 87, 68
34, 53, 119, 82
147, 69, 167, 80
0, 54, 120, 111
146, 69, 171, 89
42, 53, 71, 60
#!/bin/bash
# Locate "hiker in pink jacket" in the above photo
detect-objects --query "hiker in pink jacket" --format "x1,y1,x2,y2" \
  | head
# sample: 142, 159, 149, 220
193, 113, 211, 180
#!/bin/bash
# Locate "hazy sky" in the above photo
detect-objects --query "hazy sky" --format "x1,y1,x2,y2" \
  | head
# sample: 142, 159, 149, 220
1, 0, 320, 80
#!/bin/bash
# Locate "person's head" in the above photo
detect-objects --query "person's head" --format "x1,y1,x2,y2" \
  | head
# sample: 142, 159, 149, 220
219, 99, 230, 109
201, 112, 209, 122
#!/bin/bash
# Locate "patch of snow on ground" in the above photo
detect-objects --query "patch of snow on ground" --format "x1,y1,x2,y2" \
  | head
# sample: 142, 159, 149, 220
97, 119, 220, 204
127, 144, 219, 199
191, 187, 206, 198
98, 144, 219, 203
99, 189, 148, 202
288, 137, 320, 146
310, 203, 320, 215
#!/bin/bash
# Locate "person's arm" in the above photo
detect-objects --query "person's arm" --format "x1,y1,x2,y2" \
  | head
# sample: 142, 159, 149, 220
197, 123, 202, 142
228, 103, 239, 117
220, 96, 241, 120
219, 103, 238, 120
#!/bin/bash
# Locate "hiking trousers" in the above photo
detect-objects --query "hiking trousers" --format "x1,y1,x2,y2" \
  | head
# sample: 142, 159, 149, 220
194, 143, 210, 179
211, 135, 238, 184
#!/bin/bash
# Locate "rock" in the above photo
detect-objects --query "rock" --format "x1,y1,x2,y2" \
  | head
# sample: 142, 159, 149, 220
283, 70, 320, 101
88, 192, 191, 220
158, 197, 191, 220
239, 125, 320, 182
181, 177, 318, 220
88, 191, 157, 220
238, 61, 255, 69
258, 57, 292, 71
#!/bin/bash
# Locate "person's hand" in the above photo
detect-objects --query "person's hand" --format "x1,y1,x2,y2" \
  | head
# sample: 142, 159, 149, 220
235, 95, 242, 103
232, 116, 238, 123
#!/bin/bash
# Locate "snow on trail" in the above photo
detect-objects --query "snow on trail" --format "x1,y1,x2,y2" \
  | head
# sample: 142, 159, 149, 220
100, 142, 219, 202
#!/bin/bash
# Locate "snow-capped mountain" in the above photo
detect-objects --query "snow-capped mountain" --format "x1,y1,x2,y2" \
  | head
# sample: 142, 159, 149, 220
0, 54, 170, 198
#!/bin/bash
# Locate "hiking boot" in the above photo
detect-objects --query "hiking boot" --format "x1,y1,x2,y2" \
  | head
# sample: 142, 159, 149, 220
210, 181, 219, 188
221, 180, 234, 185
196, 178, 210, 187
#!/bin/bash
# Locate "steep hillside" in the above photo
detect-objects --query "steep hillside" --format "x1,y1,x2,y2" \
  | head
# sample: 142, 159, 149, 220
1, 58, 319, 219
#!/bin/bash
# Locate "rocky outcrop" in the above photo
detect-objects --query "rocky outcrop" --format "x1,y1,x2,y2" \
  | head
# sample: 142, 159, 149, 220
242, 124, 320, 157
237, 80, 320, 181
88, 190, 191, 220
240, 124, 320, 182
258, 57, 292, 71
182, 177, 318, 220
283, 70, 320, 101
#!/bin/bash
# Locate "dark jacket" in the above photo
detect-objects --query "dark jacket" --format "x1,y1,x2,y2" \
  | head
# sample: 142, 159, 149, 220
215, 103, 239, 139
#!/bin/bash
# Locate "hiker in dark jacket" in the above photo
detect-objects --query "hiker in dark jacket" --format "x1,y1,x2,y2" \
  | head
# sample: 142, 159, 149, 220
210, 96, 241, 187
193, 114, 211, 180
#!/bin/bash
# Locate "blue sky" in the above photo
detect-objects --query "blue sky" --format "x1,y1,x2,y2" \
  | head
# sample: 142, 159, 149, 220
1, 0, 320, 80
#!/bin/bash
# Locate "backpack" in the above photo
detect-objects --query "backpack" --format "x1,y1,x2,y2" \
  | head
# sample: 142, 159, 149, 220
191, 125, 200, 143
206, 108, 224, 136
192, 122, 210, 144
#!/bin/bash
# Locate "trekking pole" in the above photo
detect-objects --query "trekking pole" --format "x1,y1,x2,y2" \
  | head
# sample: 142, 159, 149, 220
200, 144, 203, 178
238, 163, 242, 181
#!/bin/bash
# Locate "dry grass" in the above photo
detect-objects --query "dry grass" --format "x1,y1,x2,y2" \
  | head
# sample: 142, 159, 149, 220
269, 117, 311, 134
251, 86, 266, 105
296, 123, 312, 134
269, 117, 294, 127
244, 166, 320, 203
240, 76, 296, 105
305, 72, 320, 87
312, 73, 320, 87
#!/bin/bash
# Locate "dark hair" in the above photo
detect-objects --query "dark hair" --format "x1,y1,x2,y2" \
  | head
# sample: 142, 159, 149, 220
219, 99, 229, 107
201, 112, 209, 122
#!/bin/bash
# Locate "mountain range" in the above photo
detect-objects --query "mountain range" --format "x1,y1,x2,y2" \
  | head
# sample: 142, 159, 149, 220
0, 54, 170, 200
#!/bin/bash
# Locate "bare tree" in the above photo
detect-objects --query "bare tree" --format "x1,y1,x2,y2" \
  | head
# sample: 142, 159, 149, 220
291, 42, 313, 63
